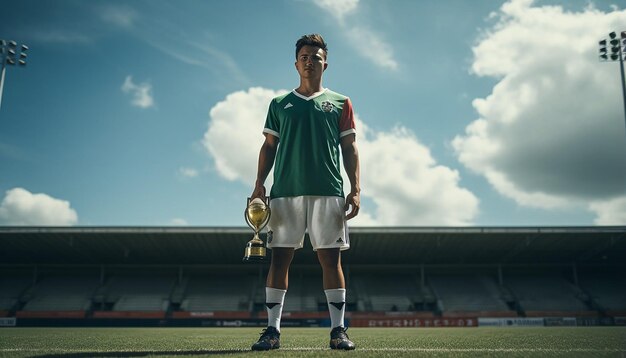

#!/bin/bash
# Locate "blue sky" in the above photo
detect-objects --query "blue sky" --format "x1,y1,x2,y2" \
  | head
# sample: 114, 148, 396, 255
0, 0, 625, 226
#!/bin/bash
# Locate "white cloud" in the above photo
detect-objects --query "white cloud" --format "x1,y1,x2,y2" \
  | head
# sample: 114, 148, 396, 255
187, 40, 249, 85
100, 5, 137, 28
178, 167, 199, 178
27, 4, 136, 46
589, 198, 626, 225
106, 5, 249, 87
313, 0, 359, 22
121, 76, 154, 109
204, 87, 479, 225
203, 87, 288, 183
146, 38, 249, 86
453, 0, 626, 222
352, 120, 478, 225
312, 0, 398, 71
0, 188, 78, 226
345, 27, 399, 71
31, 31, 92, 45
170, 218, 189, 226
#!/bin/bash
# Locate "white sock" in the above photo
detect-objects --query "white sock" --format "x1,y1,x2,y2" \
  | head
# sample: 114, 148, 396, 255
325, 288, 346, 329
266, 287, 286, 332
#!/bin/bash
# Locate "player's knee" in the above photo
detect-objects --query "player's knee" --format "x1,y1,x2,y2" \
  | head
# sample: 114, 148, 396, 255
271, 248, 294, 268
317, 250, 341, 269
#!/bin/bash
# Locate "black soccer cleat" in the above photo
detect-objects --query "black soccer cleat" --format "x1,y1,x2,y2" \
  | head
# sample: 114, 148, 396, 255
251, 326, 281, 351
329, 326, 355, 350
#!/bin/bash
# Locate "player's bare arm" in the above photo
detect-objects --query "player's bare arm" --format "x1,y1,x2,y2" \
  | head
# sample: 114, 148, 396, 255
252, 133, 279, 199
340, 133, 360, 220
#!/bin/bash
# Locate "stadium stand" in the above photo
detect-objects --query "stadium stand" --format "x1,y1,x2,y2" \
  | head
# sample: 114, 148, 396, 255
352, 274, 420, 312
180, 275, 255, 311
579, 274, 626, 314
102, 274, 174, 312
282, 275, 324, 312
1, 226, 624, 326
428, 274, 514, 316
505, 274, 595, 316
21, 276, 98, 311
7, 275, 100, 319
0, 276, 32, 316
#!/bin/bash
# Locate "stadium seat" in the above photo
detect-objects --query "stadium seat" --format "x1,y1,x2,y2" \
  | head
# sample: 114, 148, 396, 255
578, 274, 626, 312
20, 276, 98, 312
353, 274, 422, 312
180, 275, 254, 312
103, 274, 174, 312
506, 274, 589, 313
428, 274, 510, 313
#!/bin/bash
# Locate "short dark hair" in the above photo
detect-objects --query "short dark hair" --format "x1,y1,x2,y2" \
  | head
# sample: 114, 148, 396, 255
295, 34, 328, 60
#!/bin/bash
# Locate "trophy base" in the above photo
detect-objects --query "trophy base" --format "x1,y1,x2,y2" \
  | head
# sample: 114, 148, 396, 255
242, 242, 267, 263
242, 255, 267, 263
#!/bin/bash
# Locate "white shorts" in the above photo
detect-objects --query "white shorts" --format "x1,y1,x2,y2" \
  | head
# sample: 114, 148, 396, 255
266, 196, 350, 251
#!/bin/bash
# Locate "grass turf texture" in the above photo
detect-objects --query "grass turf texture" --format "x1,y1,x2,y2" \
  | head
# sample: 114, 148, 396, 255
1, 327, 625, 357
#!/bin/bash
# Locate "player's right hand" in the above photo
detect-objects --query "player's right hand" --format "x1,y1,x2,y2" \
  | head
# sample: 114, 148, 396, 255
251, 184, 266, 200
345, 190, 360, 220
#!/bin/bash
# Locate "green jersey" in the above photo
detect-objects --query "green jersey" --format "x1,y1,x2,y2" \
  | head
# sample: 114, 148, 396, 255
263, 88, 356, 199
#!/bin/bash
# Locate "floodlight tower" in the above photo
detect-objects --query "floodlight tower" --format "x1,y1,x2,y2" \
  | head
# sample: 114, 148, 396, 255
0, 39, 29, 111
599, 31, 626, 132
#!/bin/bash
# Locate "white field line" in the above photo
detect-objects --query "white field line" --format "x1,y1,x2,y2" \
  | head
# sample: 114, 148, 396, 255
1, 348, 625, 353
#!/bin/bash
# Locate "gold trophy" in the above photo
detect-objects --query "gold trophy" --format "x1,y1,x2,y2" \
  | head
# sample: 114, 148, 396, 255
243, 197, 271, 262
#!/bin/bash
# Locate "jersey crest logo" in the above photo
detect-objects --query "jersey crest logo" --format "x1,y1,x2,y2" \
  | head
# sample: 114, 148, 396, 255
320, 100, 337, 113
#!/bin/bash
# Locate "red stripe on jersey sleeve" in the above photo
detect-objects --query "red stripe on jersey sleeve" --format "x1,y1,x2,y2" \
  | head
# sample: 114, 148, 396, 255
339, 98, 356, 133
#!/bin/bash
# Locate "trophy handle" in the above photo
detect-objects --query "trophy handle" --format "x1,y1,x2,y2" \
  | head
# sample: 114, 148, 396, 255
262, 197, 271, 227
244, 200, 253, 230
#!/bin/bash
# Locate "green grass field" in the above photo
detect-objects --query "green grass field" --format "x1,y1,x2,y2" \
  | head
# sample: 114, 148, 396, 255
1, 327, 625, 357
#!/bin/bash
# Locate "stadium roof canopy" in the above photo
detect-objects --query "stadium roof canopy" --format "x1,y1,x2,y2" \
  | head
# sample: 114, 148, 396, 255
1, 226, 625, 267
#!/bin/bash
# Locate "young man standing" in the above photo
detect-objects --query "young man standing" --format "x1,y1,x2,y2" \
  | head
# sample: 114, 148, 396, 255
250, 34, 360, 351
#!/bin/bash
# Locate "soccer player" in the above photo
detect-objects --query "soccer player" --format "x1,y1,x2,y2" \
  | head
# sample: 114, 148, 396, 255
250, 33, 360, 351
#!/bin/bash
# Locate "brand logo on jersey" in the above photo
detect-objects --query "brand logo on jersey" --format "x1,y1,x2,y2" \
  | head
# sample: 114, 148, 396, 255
336, 237, 344, 243
284, 103, 293, 109
320, 100, 336, 113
